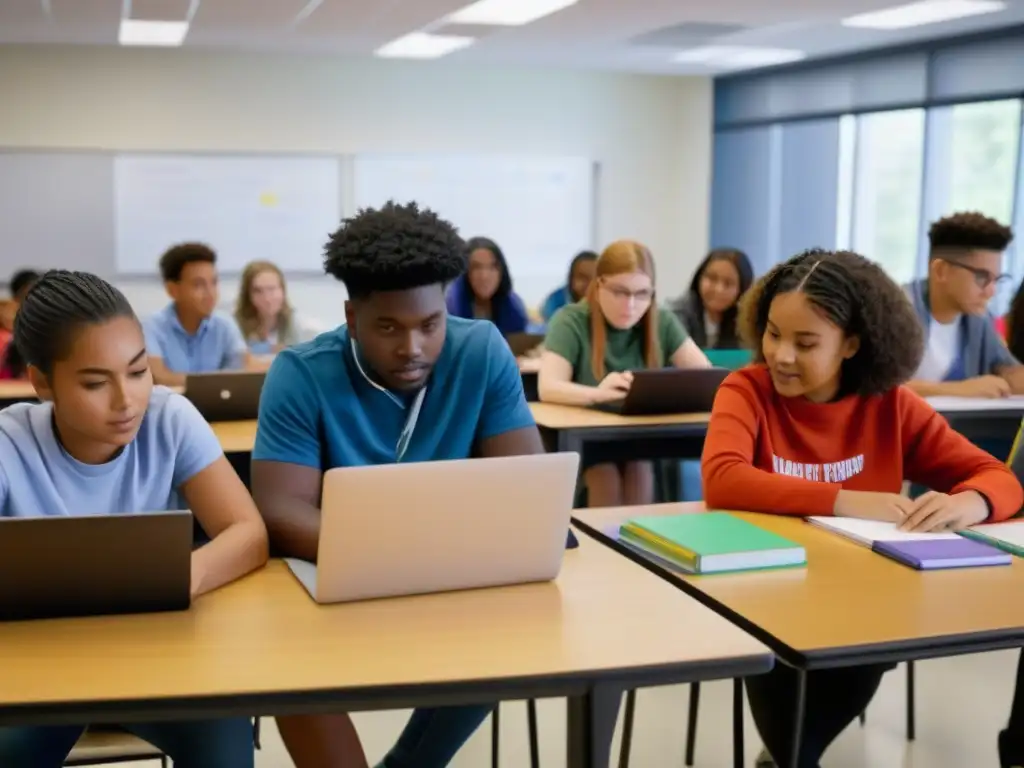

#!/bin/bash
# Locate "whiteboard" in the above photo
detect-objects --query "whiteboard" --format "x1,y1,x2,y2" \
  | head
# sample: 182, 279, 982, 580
114, 154, 341, 275
353, 154, 594, 305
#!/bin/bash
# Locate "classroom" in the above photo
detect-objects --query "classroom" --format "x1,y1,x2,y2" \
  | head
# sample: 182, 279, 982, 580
5, 1, 1024, 767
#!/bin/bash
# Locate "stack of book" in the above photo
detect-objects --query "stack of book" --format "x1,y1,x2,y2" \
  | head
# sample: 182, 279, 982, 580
619, 512, 806, 575
807, 517, 1011, 570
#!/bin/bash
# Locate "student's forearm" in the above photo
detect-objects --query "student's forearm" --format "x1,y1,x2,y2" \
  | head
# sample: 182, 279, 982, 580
999, 366, 1024, 394
905, 379, 959, 397
190, 518, 268, 598
538, 380, 606, 407
260, 494, 322, 562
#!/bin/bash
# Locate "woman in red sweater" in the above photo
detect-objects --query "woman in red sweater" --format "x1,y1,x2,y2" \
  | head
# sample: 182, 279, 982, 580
702, 249, 1023, 768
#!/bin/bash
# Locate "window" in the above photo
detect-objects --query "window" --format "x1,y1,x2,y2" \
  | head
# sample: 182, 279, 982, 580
934, 100, 1021, 224
852, 109, 926, 284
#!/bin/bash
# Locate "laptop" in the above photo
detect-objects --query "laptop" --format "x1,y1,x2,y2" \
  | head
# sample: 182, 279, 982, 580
184, 371, 265, 421
593, 367, 731, 416
286, 452, 581, 604
505, 332, 545, 357
0, 512, 192, 621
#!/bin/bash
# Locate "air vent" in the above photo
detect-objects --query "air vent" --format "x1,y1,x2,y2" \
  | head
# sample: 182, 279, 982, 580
631, 22, 747, 48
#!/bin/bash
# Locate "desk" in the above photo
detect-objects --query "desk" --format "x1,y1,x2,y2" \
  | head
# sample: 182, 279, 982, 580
926, 396, 1024, 448
529, 402, 709, 457
211, 420, 257, 454
573, 503, 1024, 767
0, 537, 772, 768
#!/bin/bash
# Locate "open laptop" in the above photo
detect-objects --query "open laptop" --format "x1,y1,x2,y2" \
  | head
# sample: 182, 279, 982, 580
285, 452, 581, 604
505, 332, 545, 357
184, 371, 265, 421
0, 512, 192, 621
593, 367, 731, 416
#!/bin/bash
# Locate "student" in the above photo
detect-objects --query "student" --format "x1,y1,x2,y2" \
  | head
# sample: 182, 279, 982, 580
0, 269, 42, 379
1004, 276, 1024, 362
0, 270, 268, 767
251, 202, 544, 768
701, 249, 1022, 768
540, 250, 598, 321
143, 243, 250, 387
234, 260, 324, 355
539, 240, 710, 507
445, 236, 529, 334
905, 212, 1024, 398
669, 247, 754, 349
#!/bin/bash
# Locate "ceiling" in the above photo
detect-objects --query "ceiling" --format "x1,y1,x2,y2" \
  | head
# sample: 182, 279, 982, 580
1, 0, 1023, 74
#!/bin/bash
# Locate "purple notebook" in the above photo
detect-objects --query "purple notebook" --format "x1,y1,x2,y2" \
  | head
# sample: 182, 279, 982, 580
872, 538, 1011, 570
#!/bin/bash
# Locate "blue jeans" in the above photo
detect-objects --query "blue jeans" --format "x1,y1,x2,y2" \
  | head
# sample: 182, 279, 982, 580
376, 705, 493, 768
0, 718, 254, 768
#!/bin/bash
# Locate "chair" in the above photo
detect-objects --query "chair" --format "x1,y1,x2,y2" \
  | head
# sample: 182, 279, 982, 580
492, 701, 540, 768
65, 727, 167, 767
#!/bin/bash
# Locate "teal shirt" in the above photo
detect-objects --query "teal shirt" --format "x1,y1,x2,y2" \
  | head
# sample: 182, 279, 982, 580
543, 301, 688, 387
253, 317, 535, 469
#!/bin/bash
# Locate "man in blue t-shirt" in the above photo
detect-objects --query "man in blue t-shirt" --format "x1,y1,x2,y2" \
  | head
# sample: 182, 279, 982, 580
251, 201, 544, 768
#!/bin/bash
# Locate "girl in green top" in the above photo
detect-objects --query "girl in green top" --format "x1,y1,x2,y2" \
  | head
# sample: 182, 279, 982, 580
539, 240, 710, 506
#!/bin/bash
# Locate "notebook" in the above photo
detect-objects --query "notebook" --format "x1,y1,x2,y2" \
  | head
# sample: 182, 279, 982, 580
872, 538, 1010, 570
962, 520, 1024, 557
620, 512, 806, 574
807, 517, 1010, 571
806, 517, 961, 546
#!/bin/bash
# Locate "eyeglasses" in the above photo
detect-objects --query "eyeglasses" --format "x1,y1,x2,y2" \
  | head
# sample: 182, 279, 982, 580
600, 281, 654, 304
937, 257, 1011, 290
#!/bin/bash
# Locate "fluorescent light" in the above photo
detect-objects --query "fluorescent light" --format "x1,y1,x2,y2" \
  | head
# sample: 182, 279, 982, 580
447, 0, 578, 26
674, 46, 806, 70
375, 32, 474, 59
842, 0, 1005, 30
118, 19, 189, 46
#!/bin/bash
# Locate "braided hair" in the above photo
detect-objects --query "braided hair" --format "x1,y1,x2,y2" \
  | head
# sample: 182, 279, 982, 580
737, 249, 924, 397
10, 270, 137, 377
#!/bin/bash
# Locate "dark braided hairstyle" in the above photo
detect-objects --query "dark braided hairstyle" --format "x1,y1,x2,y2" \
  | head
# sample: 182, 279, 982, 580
737, 249, 924, 397
10, 270, 137, 377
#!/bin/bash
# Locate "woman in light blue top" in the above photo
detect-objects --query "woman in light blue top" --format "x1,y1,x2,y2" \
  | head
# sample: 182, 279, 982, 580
0, 270, 268, 768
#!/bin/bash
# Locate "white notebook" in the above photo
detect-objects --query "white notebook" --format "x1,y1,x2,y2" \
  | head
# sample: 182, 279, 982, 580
925, 395, 1024, 413
806, 517, 960, 546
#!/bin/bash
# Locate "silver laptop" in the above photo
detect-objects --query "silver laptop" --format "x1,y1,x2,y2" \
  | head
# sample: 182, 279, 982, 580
285, 452, 580, 603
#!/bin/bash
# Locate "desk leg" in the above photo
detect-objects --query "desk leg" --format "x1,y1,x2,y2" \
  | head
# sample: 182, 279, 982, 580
788, 669, 807, 768
567, 683, 621, 768
732, 678, 744, 768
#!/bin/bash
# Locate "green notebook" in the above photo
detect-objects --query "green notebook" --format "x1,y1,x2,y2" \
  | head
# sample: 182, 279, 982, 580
620, 512, 806, 574
703, 349, 753, 371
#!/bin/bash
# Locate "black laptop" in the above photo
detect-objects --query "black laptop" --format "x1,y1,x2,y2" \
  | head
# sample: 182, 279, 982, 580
0, 512, 192, 621
593, 367, 730, 416
505, 333, 545, 358
184, 371, 265, 421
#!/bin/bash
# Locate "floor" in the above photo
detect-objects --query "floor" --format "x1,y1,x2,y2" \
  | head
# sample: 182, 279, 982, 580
114, 648, 1017, 767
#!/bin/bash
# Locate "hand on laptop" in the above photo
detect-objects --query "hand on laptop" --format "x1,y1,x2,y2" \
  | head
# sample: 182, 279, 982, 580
596, 371, 633, 402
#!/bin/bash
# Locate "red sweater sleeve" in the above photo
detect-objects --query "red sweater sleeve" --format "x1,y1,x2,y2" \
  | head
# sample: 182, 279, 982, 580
900, 387, 1023, 521
701, 376, 843, 516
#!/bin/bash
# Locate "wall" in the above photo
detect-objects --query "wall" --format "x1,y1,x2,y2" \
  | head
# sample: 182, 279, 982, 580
0, 46, 712, 325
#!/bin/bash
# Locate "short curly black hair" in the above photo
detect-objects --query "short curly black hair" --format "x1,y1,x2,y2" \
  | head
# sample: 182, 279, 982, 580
159, 242, 217, 282
738, 249, 924, 397
323, 201, 466, 299
928, 212, 1014, 254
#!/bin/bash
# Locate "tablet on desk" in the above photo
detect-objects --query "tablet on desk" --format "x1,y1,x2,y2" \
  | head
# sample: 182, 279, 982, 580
592, 367, 730, 416
0, 512, 192, 621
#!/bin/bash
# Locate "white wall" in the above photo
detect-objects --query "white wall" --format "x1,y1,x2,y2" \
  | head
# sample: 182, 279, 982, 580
0, 46, 712, 325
